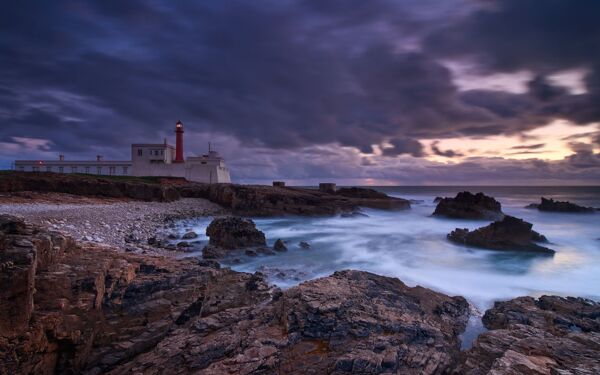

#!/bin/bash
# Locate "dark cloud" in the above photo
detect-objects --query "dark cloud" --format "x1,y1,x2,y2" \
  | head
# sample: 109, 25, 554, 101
1, 0, 599, 183
430, 141, 463, 158
510, 143, 545, 150
382, 138, 424, 157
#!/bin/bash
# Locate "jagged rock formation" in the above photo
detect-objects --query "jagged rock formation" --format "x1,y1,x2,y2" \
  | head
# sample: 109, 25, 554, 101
106, 270, 470, 375
177, 183, 411, 216
448, 215, 553, 254
456, 296, 600, 374
202, 216, 268, 259
433, 192, 504, 220
526, 197, 595, 213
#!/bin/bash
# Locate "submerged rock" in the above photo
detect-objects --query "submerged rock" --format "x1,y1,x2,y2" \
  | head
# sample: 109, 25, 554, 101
182, 230, 198, 239
433, 191, 504, 220
273, 238, 287, 252
448, 215, 553, 253
340, 210, 369, 218
456, 295, 600, 374
527, 197, 595, 213
299, 241, 311, 249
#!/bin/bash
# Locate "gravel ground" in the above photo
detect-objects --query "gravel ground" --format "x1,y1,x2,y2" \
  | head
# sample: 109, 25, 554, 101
0, 197, 226, 255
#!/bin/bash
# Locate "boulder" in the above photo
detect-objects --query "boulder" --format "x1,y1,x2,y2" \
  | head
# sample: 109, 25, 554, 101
202, 217, 267, 259
433, 196, 443, 203
299, 241, 311, 249
182, 231, 198, 239
273, 238, 287, 252
433, 191, 503, 220
448, 215, 553, 253
456, 295, 600, 374
528, 197, 595, 213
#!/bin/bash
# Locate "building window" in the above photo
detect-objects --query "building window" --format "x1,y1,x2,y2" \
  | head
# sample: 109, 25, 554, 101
97, 167, 102, 175
85, 166, 90, 174
160, 150, 164, 155
46, 166, 52, 172
59, 167, 64, 173
122, 166, 128, 175
71, 166, 77, 173
109, 166, 115, 175
32, 166, 39, 172
137, 149, 142, 156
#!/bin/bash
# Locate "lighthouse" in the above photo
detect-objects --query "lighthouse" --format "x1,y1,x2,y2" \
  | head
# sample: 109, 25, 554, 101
174, 120, 184, 163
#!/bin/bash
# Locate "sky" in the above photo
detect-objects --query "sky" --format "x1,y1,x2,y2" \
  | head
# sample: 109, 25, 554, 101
1, 0, 599, 185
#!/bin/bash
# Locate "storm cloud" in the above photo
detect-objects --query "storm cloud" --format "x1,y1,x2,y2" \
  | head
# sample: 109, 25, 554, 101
1, 0, 599, 183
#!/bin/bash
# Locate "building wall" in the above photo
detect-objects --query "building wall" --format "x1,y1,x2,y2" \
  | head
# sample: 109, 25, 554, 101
14, 161, 132, 176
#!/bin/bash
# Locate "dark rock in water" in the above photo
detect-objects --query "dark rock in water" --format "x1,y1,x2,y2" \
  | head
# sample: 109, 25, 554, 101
530, 197, 595, 213
167, 233, 179, 240
340, 210, 369, 218
176, 241, 192, 248
273, 238, 287, 252
524, 203, 539, 209
164, 244, 177, 251
448, 215, 553, 253
202, 217, 267, 259
456, 295, 600, 374
299, 241, 311, 249
182, 231, 198, 239
205, 217, 266, 249
434, 196, 444, 203
433, 191, 503, 220
244, 249, 257, 257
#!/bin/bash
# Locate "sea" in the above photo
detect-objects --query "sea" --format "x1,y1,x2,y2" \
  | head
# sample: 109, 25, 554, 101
176, 186, 600, 314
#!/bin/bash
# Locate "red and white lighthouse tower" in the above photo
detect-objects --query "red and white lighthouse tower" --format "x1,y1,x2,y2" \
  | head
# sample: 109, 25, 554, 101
174, 120, 184, 163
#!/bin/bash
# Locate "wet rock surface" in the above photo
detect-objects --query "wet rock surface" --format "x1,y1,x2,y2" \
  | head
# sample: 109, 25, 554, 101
433, 191, 504, 220
527, 197, 595, 213
456, 296, 600, 374
448, 215, 553, 253
202, 216, 267, 259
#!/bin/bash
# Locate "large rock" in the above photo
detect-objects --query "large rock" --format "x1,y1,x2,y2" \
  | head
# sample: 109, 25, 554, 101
177, 183, 410, 216
448, 215, 553, 254
105, 270, 470, 375
433, 191, 503, 220
202, 216, 267, 259
527, 197, 595, 213
456, 295, 600, 374
0, 215, 274, 375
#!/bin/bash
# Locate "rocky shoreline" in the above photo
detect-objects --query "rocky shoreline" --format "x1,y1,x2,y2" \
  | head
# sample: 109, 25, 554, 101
1, 215, 599, 374
0, 194, 225, 256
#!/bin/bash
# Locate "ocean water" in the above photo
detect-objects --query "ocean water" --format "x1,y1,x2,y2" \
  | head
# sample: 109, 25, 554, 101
178, 186, 600, 313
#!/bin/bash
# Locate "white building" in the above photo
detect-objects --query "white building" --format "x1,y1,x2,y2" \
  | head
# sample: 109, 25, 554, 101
14, 121, 232, 184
